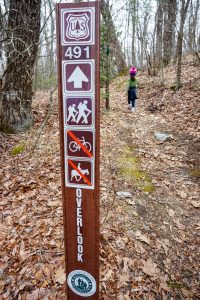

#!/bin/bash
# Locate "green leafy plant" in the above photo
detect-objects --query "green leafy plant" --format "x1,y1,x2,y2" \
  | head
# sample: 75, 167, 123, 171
11, 143, 25, 155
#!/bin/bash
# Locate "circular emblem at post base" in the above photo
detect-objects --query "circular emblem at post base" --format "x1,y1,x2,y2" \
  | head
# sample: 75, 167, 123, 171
67, 270, 97, 297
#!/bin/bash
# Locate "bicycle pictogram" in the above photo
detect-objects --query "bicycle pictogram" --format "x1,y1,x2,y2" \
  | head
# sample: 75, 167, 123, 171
69, 136, 91, 153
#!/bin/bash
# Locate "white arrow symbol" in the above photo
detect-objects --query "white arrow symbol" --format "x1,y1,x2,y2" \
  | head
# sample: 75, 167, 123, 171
67, 66, 89, 89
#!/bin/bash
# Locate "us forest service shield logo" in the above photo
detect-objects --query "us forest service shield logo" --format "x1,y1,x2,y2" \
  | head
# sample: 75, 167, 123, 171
66, 13, 89, 41
67, 270, 96, 297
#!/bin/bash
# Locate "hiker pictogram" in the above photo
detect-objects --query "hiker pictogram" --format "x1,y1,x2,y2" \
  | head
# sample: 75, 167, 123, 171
67, 160, 93, 188
66, 130, 94, 158
66, 97, 93, 127
67, 100, 92, 125
67, 104, 77, 122
63, 61, 94, 93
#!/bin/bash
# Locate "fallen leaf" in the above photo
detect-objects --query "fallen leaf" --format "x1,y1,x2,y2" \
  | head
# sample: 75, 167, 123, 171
142, 259, 158, 277
26, 289, 46, 300
119, 292, 130, 300
118, 272, 130, 286
177, 191, 187, 199
102, 269, 113, 281
54, 268, 66, 285
168, 209, 175, 217
0, 224, 6, 241
19, 240, 27, 260
135, 241, 146, 254
135, 230, 151, 245
190, 200, 200, 208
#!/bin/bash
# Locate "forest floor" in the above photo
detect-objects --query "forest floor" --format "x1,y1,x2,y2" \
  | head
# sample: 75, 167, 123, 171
0, 57, 200, 300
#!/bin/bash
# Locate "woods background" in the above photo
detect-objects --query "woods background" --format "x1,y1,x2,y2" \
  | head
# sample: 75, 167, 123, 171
0, 1, 200, 299
0, 0, 199, 132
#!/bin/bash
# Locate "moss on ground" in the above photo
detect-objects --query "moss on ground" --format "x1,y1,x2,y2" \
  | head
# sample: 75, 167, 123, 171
118, 147, 155, 193
167, 281, 185, 289
11, 143, 25, 155
189, 167, 200, 179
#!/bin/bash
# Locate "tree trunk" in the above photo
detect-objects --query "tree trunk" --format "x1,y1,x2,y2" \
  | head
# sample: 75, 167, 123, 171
155, 0, 163, 66
176, 0, 191, 89
0, 0, 41, 133
105, 45, 110, 110
130, 0, 137, 66
188, 1, 194, 51
102, 0, 111, 110
74, 0, 126, 72
101, 0, 127, 72
163, 0, 177, 66
0, 2, 9, 78
0, 5, 4, 77
191, 0, 199, 52
48, 0, 55, 78
124, 1, 131, 64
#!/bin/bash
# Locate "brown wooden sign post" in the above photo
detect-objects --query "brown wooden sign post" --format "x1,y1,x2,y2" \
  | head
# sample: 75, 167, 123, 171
56, 1, 100, 299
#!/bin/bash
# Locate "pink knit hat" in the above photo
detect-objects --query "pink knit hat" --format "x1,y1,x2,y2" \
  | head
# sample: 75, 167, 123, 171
130, 67, 137, 75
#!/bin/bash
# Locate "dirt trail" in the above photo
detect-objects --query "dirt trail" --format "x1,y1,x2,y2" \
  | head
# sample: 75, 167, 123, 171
0, 73, 199, 299
100, 76, 199, 299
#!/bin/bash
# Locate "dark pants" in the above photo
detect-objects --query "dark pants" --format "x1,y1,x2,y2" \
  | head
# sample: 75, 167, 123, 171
128, 88, 136, 108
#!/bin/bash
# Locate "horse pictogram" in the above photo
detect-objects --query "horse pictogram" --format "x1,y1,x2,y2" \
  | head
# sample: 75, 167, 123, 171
71, 163, 89, 182
68, 160, 93, 188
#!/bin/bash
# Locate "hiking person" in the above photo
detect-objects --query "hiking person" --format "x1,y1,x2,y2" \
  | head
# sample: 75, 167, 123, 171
127, 67, 138, 112
76, 100, 91, 124
67, 104, 78, 122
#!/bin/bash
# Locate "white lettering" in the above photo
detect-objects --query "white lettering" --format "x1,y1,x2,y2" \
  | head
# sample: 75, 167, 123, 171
78, 235, 83, 245
77, 207, 82, 217
65, 47, 90, 59
78, 253, 83, 262
76, 198, 82, 208
76, 188, 83, 262
77, 217, 82, 227
76, 188, 82, 198
77, 226, 82, 236
78, 245, 83, 253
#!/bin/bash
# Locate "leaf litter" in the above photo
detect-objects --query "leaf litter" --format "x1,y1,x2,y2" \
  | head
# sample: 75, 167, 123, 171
0, 59, 200, 299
